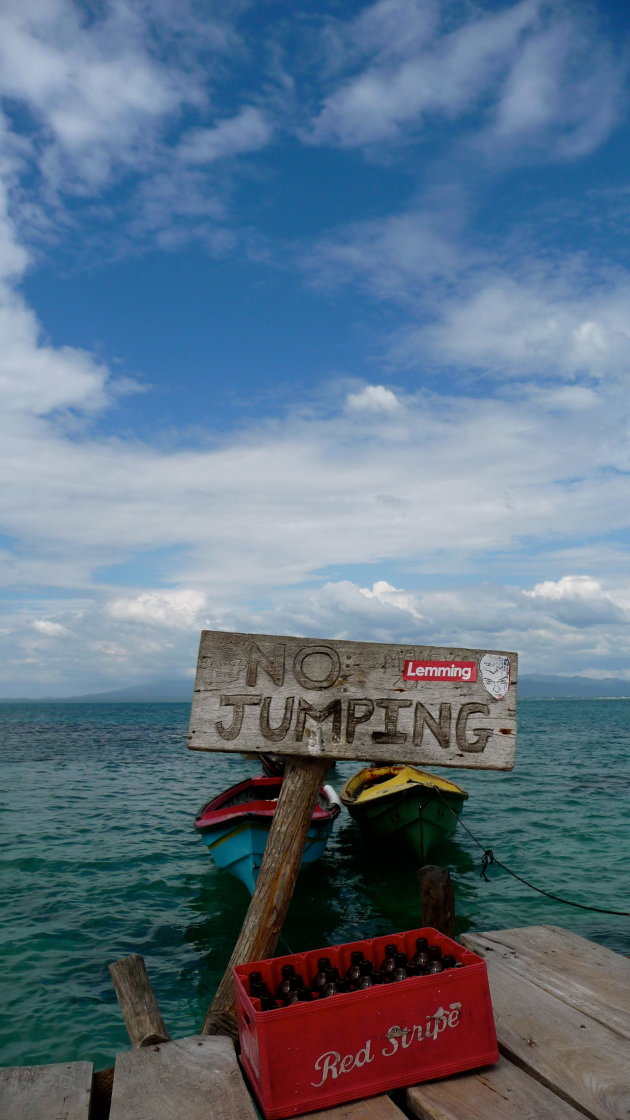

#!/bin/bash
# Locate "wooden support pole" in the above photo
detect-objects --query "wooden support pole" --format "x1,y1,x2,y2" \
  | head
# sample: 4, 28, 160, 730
109, 954, 171, 1048
93, 956, 171, 1120
418, 865, 455, 938
203, 754, 330, 1033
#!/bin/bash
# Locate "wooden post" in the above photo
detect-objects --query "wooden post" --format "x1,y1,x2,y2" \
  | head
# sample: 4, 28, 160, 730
109, 954, 171, 1048
203, 754, 330, 1033
92, 955, 171, 1120
418, 865, 455, 937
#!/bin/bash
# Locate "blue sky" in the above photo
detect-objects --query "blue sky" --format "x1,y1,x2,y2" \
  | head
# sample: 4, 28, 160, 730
2, 0, 630, 696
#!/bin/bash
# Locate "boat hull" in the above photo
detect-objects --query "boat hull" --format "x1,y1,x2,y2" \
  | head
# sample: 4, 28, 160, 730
195, 775, 340, 893
196, 816, 334, 894
340, 766, 467, 864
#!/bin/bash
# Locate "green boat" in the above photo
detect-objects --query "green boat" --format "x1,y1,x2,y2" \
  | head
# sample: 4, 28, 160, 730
339, 764, 468, 863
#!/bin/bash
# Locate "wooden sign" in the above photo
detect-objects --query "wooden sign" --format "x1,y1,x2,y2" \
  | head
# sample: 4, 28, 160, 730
188, 631, 516, 770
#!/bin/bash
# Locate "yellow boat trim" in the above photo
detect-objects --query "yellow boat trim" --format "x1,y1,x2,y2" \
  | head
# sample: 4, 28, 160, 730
205, 821, 253, 850
342, 765, 467, 805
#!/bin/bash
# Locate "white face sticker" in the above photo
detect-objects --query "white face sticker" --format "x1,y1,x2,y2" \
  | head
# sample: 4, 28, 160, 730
480, 654, 511, 700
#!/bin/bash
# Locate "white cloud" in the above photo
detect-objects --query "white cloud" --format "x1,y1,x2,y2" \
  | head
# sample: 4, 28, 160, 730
345, 385, 401, 413
0, 1, 206, 191
310, 0, 623, 158
31, 619, 69, 636
523, 575, 626, 627
178, 107, 273, 164
417, 272, 630, 382
525, 575, 610, 602
360, 580, 423, 618
106, 590, 207, 629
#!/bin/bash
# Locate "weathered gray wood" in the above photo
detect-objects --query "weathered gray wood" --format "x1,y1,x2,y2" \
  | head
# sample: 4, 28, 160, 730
462, 924, 630, 1040
465, 952, 630, 1120
303, 1095, 407, 1120
189, 630, 517, 768
205, 754, 330, 1022
418, 865, 455, 936
109, 1035, 257, 1120
109, 953, 171, 1048
0, 1061, 92, 1120
406, 1055, 586, 1120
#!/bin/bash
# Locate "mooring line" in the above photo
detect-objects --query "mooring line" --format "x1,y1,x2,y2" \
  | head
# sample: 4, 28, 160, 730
435, 787, 630, 918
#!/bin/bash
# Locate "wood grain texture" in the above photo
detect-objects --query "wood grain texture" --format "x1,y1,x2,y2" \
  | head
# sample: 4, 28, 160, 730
462, 925, 630, 1040
301, 1094, 407, 1120
464, 951, 630, 1120
188, 631, 517, 769
0, 1061, 92, 1120
406, 1056, 587, 1120
109, 1035, 257, 1120
205, 754, 331, 1022
109, 954, 171, 1048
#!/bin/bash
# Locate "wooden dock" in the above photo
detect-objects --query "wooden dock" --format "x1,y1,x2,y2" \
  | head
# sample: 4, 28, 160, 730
2, 923, 629, 1120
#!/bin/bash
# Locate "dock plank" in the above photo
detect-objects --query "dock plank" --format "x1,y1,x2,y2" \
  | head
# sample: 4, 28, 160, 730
108, 1035, 257, 1120
462, 924, 630, 1039
300, 1095, 406, 1120
0, 1060, 92, 1120
405, 1056, 587, 1120
465, 953, 630, 1120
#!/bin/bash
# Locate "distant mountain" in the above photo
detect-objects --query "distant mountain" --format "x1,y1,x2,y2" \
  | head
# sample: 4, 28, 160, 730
519, 674, 630, 698
61, 679, 195, 702
2, 673, 630, 703
2, 678, 196, 703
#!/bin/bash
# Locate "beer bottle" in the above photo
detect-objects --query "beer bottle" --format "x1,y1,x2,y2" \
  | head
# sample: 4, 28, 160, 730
393, 952, 408, 981
322, 967, 340, 997
380, 944, 398, 980
276, 963, 296, 1000
442, 955, 457, 970
427, 946, 444, 973
248, 971, 273, 1000
357, 960, 375, 988
345, 950, 365, 987
311, 957, 332, 993
280, 976, 303, 1005
410, 937, 430, 970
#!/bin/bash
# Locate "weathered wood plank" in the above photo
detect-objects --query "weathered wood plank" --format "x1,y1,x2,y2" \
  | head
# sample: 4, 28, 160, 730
406, 1056, 587, 1120
109, 1035, 257, 1120
462, 925, 630, 1039
188, 630, 517, 768
0, 1061, 92, 1120
205, 754, 330, 1023
464, 953, 630, 1120
302, 1095, 407, 1120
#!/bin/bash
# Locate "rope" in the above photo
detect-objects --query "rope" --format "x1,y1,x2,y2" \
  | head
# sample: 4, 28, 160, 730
436, 788, 630, 919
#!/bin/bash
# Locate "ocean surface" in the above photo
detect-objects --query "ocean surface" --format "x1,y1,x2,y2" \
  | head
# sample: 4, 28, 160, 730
1, 698, 628, 1071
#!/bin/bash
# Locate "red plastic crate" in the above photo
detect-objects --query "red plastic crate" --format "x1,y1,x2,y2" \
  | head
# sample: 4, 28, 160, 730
233, 927, 498, 1118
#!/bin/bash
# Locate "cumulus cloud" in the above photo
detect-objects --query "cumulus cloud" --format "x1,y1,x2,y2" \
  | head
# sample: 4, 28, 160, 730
360, 580, 423, 617
106, 590, 207, 629
523, 575, 626, 626
345, 385, 401, 413
416, 271, 630, 382
0, 0, 629, 697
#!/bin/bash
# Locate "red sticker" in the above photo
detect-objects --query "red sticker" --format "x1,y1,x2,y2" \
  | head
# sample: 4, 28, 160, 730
403, 660, 477, 683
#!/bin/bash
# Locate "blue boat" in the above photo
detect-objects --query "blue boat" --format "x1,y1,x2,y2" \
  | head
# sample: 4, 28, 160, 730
194, 775, 341, 893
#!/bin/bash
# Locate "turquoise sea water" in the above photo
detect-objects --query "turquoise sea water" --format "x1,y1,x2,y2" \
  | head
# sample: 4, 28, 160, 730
1, 698, 628, 1071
